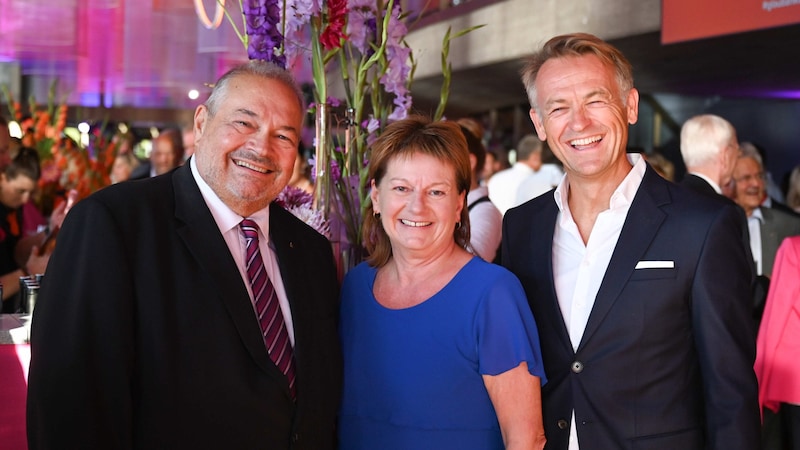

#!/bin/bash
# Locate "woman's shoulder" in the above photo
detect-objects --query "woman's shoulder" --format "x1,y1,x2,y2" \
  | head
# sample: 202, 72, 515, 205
462, 257, 518, 279
342, 261, 377, 287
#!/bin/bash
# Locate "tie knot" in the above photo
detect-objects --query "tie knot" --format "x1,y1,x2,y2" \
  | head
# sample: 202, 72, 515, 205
240, 219, 260, 241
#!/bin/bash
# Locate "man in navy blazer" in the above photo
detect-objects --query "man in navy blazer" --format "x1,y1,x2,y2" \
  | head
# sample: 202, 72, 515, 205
27, 61, 342, 449
503, 33, 760, 449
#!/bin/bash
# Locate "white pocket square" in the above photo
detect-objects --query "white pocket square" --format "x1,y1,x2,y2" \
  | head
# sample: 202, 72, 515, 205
635, 260, 675, 269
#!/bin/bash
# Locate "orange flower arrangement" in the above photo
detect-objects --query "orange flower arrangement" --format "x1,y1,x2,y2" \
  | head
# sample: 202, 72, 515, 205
2, 82, 117, 216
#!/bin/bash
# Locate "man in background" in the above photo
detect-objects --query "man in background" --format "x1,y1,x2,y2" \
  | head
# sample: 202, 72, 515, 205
679, 114, 755, 275
129, 128, 185, 179
489, 133, 561, 215
731, 146, 800, 279
679, 114, 739, 198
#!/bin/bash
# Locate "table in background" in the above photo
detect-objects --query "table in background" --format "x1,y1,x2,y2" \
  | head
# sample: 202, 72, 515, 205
0, 314, 31, 450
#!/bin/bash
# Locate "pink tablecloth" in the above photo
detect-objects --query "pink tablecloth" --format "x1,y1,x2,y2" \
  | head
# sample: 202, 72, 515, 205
0, 344, 30, 450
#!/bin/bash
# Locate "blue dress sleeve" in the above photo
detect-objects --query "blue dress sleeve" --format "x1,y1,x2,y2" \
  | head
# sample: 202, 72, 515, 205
476, 268, 547, 385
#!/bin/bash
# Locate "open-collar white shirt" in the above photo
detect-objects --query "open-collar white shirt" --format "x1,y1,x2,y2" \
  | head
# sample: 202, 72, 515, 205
552, 153, 646, 449
189, 157, 295, 345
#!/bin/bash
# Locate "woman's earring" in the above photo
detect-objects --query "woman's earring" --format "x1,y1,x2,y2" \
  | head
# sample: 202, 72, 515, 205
374, 212, 381, 219
455, 221, 461, 230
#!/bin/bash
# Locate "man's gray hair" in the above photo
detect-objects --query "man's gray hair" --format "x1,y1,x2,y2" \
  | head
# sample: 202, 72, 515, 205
205, 61, 305, 116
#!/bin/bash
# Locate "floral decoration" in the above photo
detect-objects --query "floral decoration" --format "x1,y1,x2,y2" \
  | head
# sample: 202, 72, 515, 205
223, 0, 480, 257
2, 82, 119, 216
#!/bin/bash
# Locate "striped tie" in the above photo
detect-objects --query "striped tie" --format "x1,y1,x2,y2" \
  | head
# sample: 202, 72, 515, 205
240, 219, 296, 399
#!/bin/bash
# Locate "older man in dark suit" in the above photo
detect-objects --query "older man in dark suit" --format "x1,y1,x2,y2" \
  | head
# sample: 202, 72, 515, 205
732, 147, 800, 278
27, 61, 342, 449
503, 33, 760, 449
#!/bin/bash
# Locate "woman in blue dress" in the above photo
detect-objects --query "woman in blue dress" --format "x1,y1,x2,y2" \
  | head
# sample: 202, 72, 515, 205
339, 116, 547, 449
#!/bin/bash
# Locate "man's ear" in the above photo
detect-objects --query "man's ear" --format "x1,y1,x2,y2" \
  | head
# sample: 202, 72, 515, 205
530, 108, 547, 142
193, 105, 208, 143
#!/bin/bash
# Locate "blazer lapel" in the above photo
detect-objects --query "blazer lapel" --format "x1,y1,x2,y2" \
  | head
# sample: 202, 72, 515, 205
577, 166, 669, 351
171, 165, 276, 376
267, 204, 303, 321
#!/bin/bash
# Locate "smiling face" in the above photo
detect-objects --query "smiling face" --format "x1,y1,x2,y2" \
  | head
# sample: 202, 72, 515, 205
529, 54, 638, 185
371, 152, 465, 257
151, 135, 179, 176
193, 74, 303, 216
732, 156, 766, 216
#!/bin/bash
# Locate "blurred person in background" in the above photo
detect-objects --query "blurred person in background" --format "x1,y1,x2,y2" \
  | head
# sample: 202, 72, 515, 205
288, 144, 314, 195
755, 235, 800, 450
459, 124, 502, 262
481, 149, 502, 185
731, 146, 800, 279
641, 151, 674, 181
489, 134, 560, 215
110, 151, 142, 184
0, 147, 64, 312
0, 114, 13, 168
129, 128, 185, 179
786, 165, 800, 214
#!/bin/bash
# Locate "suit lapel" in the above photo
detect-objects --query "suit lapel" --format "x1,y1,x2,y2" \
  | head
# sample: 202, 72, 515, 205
577, 166, 669, 351
267, 204, 303, 324
171, 165, 276, 376
760, 208, 779, 262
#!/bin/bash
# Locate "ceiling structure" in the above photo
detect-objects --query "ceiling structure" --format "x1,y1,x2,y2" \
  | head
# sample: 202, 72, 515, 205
2, 0, 800, 124
410, 23, 800, 117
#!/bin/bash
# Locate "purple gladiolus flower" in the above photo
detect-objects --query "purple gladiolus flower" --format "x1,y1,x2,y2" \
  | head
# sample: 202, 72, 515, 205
244, 0, 286, 66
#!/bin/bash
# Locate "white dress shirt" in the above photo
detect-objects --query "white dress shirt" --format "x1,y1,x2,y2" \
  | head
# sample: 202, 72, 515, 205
552, 154, 646, 449
487, 163, 534, 215
516, 163, 564, 206
748, 207, 764, 276
467, 185, 502, 261
189, 157, 296, 345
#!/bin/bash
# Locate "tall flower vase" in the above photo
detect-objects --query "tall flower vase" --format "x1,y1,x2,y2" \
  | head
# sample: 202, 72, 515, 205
313, 103, 362, 281
313, 103, 333, 217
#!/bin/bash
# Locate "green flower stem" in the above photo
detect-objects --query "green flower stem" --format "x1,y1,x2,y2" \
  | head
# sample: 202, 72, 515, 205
221, 0, 248, 52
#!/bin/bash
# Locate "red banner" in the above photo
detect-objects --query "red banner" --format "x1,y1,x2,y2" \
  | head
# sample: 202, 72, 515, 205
662, 0, 800, 44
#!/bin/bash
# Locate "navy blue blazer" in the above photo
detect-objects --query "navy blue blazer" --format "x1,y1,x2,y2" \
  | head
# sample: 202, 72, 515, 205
502, 165, 760, 449
28, 163, 342, 449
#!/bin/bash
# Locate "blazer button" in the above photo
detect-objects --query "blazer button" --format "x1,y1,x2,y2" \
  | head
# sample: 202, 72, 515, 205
292, 433, 300, 443
557, 419, 569, 429
571, 361, 584, 373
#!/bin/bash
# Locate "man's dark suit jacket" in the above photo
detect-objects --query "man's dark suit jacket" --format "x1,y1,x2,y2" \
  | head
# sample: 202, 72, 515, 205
27, 163, 342, 449
680, 173, 756, 276
128, 160, 151, 180
502, 165, 760, 449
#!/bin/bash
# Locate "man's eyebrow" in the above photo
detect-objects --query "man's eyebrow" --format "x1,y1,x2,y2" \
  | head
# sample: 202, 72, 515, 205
233, 108, 257, 117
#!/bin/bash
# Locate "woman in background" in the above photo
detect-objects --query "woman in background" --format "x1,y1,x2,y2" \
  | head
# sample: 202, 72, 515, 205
785, 165, 800, 213
288, 145, 314, 195
0, 147, 60, 312
338, 116, 546, 449
110, 151, 142, 184
755, 236, 800, 449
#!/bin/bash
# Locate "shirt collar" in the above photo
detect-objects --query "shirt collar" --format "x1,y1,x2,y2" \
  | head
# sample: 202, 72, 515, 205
688, 172, 723, 194
751, 206, 764, 223
189, 156, 271, 239
554, 153, 646, 213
